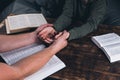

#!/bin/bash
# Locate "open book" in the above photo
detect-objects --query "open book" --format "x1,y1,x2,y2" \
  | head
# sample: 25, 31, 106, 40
5, 13, 47, 34
91, 33, 120, 63
0, 43, 66, 80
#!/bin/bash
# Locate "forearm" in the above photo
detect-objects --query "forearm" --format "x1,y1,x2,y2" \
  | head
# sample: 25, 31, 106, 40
0, 46, 57, 80
68, 0, 106, 40
0, 32, 37, 52
0, 30, 68, 80
68, 22, 97, 40
10, 31, 69, 79
12, 45, 59, 79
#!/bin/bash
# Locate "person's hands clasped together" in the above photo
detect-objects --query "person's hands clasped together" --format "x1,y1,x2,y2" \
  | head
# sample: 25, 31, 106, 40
50, 30, 70, 52
37, 23, 57, 43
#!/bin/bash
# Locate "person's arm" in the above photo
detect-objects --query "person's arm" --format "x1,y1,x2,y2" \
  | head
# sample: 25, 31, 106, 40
0, 31, 38, 52
68, 0, 106, 40
53, 0, 74, 32
37, 0, 73, 43
0, 31, 69, 80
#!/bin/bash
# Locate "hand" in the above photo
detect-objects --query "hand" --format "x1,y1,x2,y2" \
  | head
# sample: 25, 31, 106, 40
35, 24, 53, 33
50, 30, 70, 52
37, 26, 57, 43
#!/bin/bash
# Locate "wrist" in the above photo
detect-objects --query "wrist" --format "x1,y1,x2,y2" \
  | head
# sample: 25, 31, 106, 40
48, 45, 60, 54
29, 32, 38, 43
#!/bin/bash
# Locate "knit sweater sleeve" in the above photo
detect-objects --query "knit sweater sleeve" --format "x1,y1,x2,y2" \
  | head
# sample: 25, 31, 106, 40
53, 0, 74, 32
68, 0, 106, 40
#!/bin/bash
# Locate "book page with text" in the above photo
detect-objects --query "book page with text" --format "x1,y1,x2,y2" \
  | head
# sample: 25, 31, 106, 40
25, 55, 66, 80
101, 43, 120, 63
7, 15, 30, 30
92, 33, 120, 47
27, 14, 47, 27
0, 43, 65, 80
102, 43, 120, 56
0, 43, 45, 65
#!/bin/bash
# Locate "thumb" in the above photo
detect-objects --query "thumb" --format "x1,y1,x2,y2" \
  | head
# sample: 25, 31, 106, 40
55, 32, 63, 39
59, 30, 69, 40
63, 30, 70, 39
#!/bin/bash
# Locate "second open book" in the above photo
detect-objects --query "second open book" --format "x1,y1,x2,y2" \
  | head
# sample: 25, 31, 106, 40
91, 33, 120, 63
5, 13, 47, 34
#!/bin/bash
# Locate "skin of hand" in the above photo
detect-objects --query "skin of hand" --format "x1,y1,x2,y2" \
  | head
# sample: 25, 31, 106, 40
37, 24, 57, 43
0, 25, 54, 52
50, 30, 70, 52
0, 31, 38, 52
0, 31, 69, 80
35, 24, 54, 33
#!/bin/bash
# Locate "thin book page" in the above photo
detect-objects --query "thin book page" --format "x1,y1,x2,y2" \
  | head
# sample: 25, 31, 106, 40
102, 43, 120, 57
0, 43, 45, 65
92, 33, 120, 63
5, 14, 47, 34
0, 43, 66, 80
92, 33, 120, 47
102, 45, 120, 63
27, 14, 47, 27
7, 15, 30, 30
24, 55, 66, 80
5, 19, 10, 34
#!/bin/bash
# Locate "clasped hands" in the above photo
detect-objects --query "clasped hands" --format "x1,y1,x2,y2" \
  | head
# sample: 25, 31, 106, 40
36, 23, 70, 44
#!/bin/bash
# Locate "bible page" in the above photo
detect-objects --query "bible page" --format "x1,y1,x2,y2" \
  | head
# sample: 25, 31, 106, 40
7, 15, 30, 30
26, 14, 47, 27
24, 55, 66, 80
101, 43, 120, 63
92, 33, 120, 48
0, 43, 45, 65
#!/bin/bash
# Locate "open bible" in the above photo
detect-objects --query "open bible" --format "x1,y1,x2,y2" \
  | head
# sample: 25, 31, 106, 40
91, 33, 120, 63
0, 43, 66, 80
5, 13, 47, 34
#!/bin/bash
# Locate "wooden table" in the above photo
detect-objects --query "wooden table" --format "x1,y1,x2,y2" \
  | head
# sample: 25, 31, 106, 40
1, 23, 120, 80
49, 25, 120, 80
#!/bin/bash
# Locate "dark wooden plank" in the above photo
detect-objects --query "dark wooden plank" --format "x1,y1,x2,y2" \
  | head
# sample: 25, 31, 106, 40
51, 25, 120, 80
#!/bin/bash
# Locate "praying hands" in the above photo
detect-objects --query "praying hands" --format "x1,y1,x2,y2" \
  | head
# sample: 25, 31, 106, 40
37, 23, 69, 44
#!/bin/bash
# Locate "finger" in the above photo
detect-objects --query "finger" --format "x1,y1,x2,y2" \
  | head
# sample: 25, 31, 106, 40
36, 23, 53, 32
55, 32, 63, 39
37, 31, 46, 39
38, 27, 50, 37
47, 24, 53, 27
36, 24, 48, 33
37, 31, 47, 40
44, 38, 53, 43
61, 30, 70, 39
40, 33, 48, 40
47, 33, 55, 40
43, 33, 54, 43
41, 24, 53, 28
46, 37, 53, 42
38, 30, 47, 36
37, 35, 44, 41
38, 28, 55, 39
38, 30, 53, 41
56, 30, 69, 40
38, 26, 53, 36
